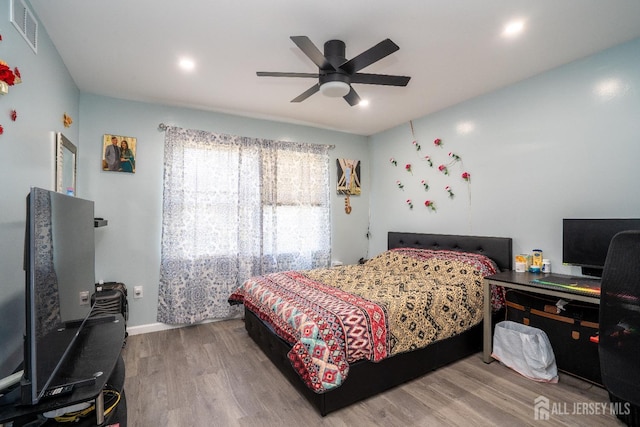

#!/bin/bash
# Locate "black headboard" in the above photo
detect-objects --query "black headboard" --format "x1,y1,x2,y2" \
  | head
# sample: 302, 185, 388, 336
388, 232, 513, 272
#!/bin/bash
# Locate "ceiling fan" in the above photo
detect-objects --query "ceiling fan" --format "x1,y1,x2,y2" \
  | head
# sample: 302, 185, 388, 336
257, 36, 411, 106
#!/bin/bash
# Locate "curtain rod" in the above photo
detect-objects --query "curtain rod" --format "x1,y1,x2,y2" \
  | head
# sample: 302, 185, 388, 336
157, 122, 334, 149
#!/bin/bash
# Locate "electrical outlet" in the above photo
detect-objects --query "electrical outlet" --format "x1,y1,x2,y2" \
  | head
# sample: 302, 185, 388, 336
79, 291, 90, 305
134, 286, 143, 299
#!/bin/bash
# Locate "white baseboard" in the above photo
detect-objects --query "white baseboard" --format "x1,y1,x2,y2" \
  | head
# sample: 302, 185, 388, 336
126, 315, 240, 336
126, 322, 185, 336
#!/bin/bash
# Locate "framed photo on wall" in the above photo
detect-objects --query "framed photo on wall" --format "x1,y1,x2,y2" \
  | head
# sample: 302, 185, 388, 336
102, 134, 137, 173
337, 158, 361, 195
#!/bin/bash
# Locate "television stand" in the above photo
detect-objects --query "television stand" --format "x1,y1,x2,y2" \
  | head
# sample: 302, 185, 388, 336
0, 314, 126, 426
64, 314, 116, 329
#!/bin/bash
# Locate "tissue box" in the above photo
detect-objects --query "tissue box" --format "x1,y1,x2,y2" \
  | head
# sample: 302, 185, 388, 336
514, 254, 531, 272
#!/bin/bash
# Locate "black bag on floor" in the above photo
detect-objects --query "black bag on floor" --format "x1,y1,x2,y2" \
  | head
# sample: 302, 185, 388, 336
505, 289, 602, 385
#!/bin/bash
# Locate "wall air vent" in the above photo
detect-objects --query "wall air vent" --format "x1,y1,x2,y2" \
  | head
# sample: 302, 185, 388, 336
10, 0, 38, 54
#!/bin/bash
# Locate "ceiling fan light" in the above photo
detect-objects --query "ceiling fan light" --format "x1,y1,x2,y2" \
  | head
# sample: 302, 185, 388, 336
320, 81, 350, 97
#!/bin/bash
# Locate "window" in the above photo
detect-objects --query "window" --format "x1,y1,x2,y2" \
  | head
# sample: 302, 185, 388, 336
158, 127, 331, 324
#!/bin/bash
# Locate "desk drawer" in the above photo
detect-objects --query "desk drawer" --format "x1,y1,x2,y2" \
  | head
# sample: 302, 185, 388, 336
505, 289, 602, 385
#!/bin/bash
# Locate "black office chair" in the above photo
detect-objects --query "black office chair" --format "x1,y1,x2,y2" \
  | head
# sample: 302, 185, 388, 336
599, 230, 640, 426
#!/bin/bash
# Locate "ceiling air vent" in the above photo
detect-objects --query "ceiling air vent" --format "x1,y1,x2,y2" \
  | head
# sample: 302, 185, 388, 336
10, 0, 38, 54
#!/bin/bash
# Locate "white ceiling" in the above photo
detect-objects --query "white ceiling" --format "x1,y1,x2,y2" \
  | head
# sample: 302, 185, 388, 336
30, 0, 640, 136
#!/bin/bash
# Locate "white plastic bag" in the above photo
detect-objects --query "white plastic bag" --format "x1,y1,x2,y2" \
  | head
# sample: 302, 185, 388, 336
491, 320, 558, 383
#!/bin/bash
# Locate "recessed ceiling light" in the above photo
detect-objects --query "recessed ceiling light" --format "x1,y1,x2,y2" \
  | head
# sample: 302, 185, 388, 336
178, 58, 195, 72
456, 121, 475, 135
594, 78, 625, 100
502, 20, 525, 37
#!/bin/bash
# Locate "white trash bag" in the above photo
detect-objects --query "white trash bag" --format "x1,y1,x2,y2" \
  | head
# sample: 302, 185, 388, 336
491, 320, 558, 383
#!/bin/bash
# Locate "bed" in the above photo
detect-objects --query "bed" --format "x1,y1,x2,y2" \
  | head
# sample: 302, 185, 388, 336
229, 232, 512, 415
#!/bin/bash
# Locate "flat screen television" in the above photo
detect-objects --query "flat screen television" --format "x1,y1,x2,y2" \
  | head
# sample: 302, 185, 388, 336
563, 218, 640, 278
17, 187, 96, 405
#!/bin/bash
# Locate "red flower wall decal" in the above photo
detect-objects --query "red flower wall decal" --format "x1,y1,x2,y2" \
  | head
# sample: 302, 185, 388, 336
0, 62, 16, 86
424, 200, 436, 212
445, 186, 455, 198
13, 67, 21, 84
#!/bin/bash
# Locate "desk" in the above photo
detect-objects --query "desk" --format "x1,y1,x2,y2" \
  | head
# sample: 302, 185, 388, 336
483, 271, 600, 363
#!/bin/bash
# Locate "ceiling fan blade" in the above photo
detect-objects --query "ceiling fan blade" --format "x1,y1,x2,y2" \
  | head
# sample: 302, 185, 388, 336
340, 39, 400, 75
291, 84, 320, 102
257, 71, 319, 78
290, 36, 333, 70
350, 73, 411, 86
343, 87, 361, 106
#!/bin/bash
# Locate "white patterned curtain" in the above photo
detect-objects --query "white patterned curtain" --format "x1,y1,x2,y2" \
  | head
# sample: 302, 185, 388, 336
157, 127, 331, 324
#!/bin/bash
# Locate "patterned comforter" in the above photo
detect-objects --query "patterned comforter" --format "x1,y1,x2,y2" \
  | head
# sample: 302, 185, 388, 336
228, 248, 498, 393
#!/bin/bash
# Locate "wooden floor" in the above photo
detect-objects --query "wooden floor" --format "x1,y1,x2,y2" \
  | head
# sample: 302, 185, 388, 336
122, 319, 624, 426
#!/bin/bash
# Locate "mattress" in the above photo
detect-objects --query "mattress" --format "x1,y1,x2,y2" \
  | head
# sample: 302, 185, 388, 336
228, 247, 498, 393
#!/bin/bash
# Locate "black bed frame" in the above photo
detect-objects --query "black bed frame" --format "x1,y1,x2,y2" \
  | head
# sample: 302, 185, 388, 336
243, 232, 512, 416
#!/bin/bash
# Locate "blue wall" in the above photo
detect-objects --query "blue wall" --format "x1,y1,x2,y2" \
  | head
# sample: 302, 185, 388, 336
0, 6, 80, 377
1, 2, 639, 345
368, 37, 640, 275
78, 94, 369, 328
0, 6, 368, 369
